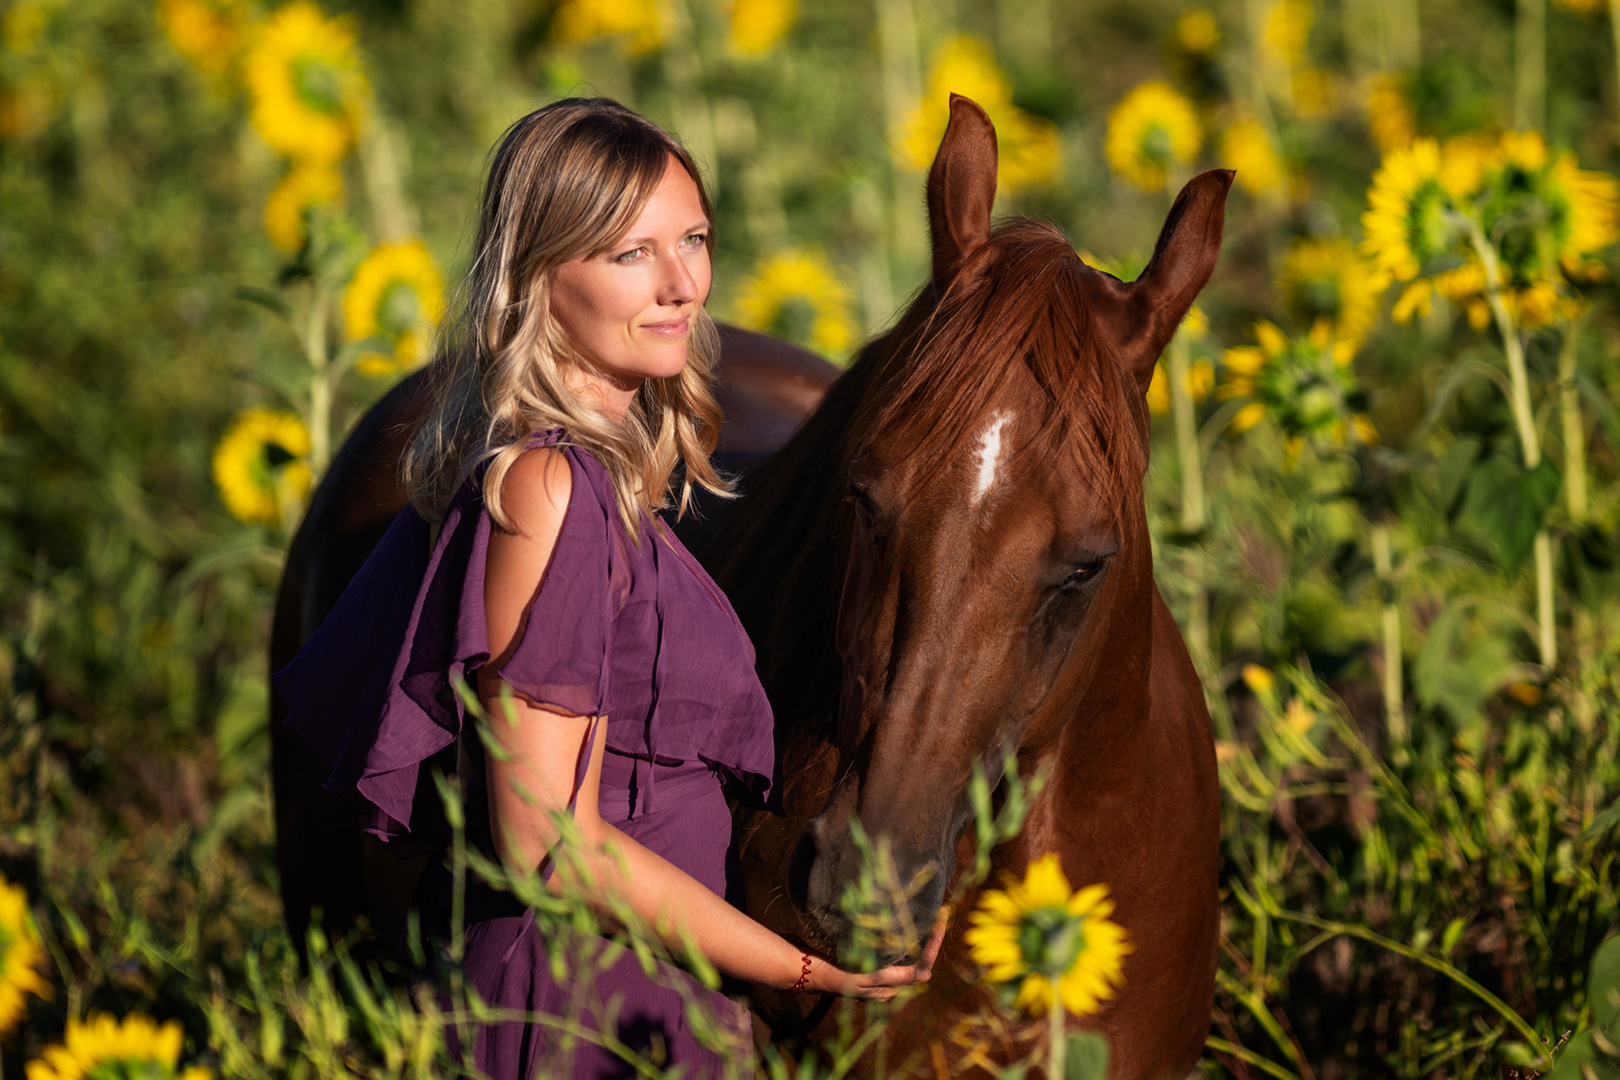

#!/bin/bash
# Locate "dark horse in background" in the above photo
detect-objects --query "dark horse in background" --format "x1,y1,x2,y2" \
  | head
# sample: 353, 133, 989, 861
270, 95, 1230, 1078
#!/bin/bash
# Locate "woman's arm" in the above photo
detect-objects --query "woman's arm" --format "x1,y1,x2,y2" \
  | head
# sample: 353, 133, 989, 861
478, 448, 938, 999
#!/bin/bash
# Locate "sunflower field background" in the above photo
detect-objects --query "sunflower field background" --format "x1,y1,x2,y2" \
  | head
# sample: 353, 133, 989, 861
5, 0, 1620, 1074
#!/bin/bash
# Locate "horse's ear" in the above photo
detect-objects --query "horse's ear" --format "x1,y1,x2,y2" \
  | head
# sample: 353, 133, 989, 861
927, 94, 998, 281
1093, 169, 1233, 392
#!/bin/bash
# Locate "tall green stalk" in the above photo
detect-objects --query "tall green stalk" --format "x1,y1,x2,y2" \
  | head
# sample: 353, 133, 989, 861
1612, 0, 1620, 139
304, 281, 334, 474
1048, 994, 1066, 1080
1515, 0, 1546, 131
1168, 333, 1211, 683
1559, 316, 1587, 523
1466, 220, 1556, 670
1560, 315, 1597, 729
1371, 522, 1405, 753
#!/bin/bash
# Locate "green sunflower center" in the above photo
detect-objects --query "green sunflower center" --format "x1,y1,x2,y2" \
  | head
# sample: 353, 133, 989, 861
1300, 276, 1342, 320
1139, 123, 1173, 167
251, 440, 297, 493
83, 1058, 177, 1080
1016, 906, 1086, 976
766, 296, 819, 347
1480, 166, 1568, 284
378, 280, 422, 335
1254, 345, 1355, 436
1405, 182, 1455, 267
293, 56, 346, 116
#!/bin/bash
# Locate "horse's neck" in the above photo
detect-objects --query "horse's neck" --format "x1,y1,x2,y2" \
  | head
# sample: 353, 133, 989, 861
706, 360, 880, 735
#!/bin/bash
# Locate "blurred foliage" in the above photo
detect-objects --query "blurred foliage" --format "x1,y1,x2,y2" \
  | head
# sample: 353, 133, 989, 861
2, 0, 1620, 1075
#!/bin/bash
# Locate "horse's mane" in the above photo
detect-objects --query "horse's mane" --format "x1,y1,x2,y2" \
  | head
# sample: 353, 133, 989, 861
857, 218, 1143, 510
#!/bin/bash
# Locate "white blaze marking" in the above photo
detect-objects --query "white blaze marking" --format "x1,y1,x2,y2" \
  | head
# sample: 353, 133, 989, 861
971, 411, 1012, 506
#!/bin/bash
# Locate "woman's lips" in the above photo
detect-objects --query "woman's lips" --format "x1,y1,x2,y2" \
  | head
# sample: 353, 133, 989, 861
640, 317, 690, 336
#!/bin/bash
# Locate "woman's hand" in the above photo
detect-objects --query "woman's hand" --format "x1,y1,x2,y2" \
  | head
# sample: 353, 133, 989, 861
802, 916, 949, 1001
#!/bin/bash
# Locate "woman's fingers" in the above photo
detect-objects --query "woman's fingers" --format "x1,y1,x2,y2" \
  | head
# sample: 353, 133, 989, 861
917, 910, 949, 976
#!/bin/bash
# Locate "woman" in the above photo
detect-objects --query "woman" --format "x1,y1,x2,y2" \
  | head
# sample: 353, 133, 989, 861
275, 98, 938, 1080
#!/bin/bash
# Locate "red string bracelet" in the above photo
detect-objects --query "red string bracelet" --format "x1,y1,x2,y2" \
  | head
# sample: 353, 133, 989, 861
790, 951, 813, 992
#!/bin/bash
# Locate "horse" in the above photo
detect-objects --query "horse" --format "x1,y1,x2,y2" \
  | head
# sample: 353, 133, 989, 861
704, 96, 1231, 1077
268, 323, 841, 960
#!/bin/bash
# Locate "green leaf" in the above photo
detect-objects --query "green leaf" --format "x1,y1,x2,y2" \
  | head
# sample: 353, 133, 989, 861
1065, 1032, 1111, 1080
1460, 456, 1560, 573
1591, 934, 1620, 1029
234, 285, 294, 320
1438, 435, 1483, 518
1498, 1040, 1544, 1068
1413, 597, 1514, 721
1440, 917, 1466, 956
1588, 800, 1620, 841
1548, 1032, 1620, 1079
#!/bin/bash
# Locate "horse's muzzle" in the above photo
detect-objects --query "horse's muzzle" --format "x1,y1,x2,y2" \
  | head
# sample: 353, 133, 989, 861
786, 813, 948, 968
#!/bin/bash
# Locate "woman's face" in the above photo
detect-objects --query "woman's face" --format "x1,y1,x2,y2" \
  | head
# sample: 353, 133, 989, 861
552, 156, 712, 419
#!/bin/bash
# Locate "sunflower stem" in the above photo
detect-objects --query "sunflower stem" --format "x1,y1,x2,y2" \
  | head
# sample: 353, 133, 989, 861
1559, 315, 1588, 523
1371, 521, 1406, 756
1514, 0, 1546, 132
1168, 333, 1215, 708
1465, 217, 1555, 670
1564, 315, 1596, 727
1048, 990, 1065, 1080
305, 281, 333, 474
1611, 0, 1620, 141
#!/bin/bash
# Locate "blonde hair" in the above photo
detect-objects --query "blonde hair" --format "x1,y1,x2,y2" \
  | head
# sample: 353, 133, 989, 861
404, 98, 730, 542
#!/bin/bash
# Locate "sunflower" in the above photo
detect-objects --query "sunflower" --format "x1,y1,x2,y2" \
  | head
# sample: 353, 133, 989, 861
733, 251, 858, 360
1218, 116, 1285, 196
1104, 81, 1201, 193
1359, 137, 1487, 322
0, 875, 50, 1039
212, 408, 313, 529
245, 1, 368, 164
1465, 130, 1620, 325
892, 36, 1061, 193
25, 1014, 211, 1080
263, 162, 343, 253
1221, 321, 1376, 446
1365, 73, 1415, 152
551, 0, 671, 55
1262, 0, 1312, 70
1280, 238, 1387, 348
727, 0, 795, 56
1173, 9, 1220, 55
965, 855, 1131, 1018
158, 0, 249, 84
344, 240, 445, 376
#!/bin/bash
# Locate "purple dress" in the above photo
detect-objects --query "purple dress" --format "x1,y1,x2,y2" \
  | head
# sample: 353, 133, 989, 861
274, 430, 778, 1079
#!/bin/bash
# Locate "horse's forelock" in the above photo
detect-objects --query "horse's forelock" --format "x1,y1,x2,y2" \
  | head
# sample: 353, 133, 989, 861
858, 219, 1142, 514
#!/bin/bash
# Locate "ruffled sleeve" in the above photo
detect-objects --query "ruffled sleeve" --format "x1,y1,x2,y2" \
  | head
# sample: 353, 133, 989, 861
490, 447, 623, 719
274, 434, 622, 854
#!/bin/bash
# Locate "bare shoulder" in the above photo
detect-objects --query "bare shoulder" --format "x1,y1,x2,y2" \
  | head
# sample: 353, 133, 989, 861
496, 446, 574, 541
485, 447, 575, 668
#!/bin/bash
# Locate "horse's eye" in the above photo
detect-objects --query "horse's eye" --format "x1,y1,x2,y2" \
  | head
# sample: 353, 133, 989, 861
1061, 559, 1108, 588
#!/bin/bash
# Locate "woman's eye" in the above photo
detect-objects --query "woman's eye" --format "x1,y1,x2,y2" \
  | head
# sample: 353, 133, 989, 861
614, 247, 649, 264
682, 233, 708, 249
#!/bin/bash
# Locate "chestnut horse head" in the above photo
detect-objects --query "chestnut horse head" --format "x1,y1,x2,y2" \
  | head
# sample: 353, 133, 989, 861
789, 95, 1231, 953
712, 97, 1229, 1068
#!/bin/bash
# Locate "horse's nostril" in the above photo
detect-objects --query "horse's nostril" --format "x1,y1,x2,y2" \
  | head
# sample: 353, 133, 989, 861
786, 829, 817, 910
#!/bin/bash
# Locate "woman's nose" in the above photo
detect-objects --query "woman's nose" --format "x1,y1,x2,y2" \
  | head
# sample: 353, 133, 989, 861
658, 249, 699, 307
